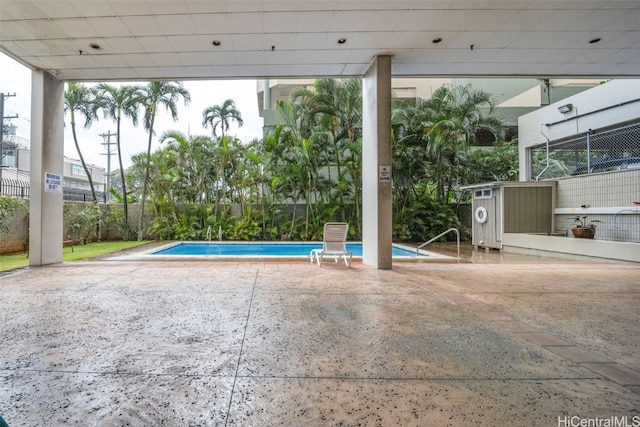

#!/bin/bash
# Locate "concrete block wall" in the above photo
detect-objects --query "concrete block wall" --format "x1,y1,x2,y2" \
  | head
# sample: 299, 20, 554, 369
0, 211, 29, 254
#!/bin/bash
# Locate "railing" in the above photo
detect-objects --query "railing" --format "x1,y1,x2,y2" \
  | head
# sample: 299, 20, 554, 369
0, 178, 30, 198
416, 228, 460, 259
206, 225, 212, 241
0, 178, 106, 202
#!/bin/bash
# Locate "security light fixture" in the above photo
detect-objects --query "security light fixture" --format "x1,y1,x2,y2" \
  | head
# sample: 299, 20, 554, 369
212, 40, 221, 46
337, 38, 347, 44
558, 103, 573, 113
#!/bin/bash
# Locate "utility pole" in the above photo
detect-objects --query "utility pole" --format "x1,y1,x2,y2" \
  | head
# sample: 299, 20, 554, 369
99, 130, 117, 201
0, 92, 18, 186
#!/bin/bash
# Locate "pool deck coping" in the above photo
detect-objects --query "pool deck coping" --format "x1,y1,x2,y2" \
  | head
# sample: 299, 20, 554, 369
132, 240, 457, 262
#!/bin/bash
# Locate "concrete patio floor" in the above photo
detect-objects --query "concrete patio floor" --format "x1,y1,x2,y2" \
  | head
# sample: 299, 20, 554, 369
1, 244, 639, 426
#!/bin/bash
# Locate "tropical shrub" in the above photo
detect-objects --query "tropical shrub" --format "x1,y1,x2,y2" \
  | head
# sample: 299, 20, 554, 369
64, 203, 102, 244
0, 196, 27, 234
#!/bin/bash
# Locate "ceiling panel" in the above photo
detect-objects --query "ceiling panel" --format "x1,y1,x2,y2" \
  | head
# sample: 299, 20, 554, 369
186, 2, 226, 14
149, 53, 183, 67
0, 19, 67, 40
229, 34, 267, 51
121, 53, 155, 68
70, 1, 116, 18
32, 1, 81, 19
108, 1, 153, 16
88, 17, 132, 38
100, 37, 145, 54
294, 33, 329, 50
61, 53, 103, 69
226, 12, 263, 34
100, 67, 141, 80
296, 11, 337, 33
90, 53, 130, 69
0, 1, 46, 19
233, 51, 265, 66
207, 51, 241, 66
137, 36, 174, 53
148, 1, 191, 15
57, 18, 98, 38
168, 35, 206, 52
178, 52, 209, 67
599, 48, 640, 63
607, 31, 640, 49
0, 0, 638, 80
500, 10, 549, 32
263, 12, 298, 33
0, 21, 34, 41
120, 16, 164, 37
190, 13, 231, 34
260, 33, 298, 51
569, 8, 630, 31
156, 14, 197, 36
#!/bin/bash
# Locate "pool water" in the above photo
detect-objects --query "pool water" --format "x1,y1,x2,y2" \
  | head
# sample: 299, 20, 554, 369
152, 242, 423, 257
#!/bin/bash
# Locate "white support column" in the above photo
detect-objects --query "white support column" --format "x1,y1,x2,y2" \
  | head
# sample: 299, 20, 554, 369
29, 70, 64, 265
362, 55, 393, 269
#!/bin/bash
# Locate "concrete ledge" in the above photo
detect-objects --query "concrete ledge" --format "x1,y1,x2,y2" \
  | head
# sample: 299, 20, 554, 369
503, 233, 640, 263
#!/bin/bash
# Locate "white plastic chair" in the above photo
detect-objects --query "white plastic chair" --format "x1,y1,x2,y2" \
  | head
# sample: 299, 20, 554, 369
310, 222, 352, 267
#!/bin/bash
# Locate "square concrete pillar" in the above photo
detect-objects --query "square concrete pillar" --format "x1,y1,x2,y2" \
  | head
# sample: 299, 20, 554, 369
362, 56, 393, 269
29, 71, 64, 265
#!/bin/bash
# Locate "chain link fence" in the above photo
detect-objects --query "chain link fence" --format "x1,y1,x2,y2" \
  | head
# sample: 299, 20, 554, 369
530, 121, 640, 180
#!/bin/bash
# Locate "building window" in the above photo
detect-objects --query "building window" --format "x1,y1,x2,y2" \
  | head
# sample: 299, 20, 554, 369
474, 189, 492, 199
72, 164, 87, 176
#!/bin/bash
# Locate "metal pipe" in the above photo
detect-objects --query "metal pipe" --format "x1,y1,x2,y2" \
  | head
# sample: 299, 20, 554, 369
586, 129, 592, 174
416, 228, 460, 259
535, 124, 551, 181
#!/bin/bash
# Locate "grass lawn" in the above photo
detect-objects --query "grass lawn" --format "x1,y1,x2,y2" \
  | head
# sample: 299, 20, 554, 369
0, 240, 150, 273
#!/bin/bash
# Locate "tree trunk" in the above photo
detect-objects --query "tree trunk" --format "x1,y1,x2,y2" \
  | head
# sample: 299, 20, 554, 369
70, 115, 98, 203
116, 116, 129, 240
138, 109, 156, 241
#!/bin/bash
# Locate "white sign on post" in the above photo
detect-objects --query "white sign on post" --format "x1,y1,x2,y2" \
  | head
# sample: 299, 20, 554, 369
379, 165, 391, 182
44, 172, 62, 193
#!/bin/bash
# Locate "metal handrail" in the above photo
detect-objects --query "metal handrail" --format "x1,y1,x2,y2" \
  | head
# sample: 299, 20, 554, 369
416, 228, 460, 258
206, 225, 212, 241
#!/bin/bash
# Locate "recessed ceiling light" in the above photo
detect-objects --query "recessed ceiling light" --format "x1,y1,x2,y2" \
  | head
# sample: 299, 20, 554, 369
432, 38, 443, 44
589, 37, 601, 44
337, 38, 347, 44
89, 43, 102, 50
212, 40, 221, 46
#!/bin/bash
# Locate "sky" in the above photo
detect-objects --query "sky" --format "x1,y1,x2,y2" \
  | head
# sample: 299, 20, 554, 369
0, 52, 264, 171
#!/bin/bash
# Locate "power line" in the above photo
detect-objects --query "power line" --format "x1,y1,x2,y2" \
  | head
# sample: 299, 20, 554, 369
99, 130, 117, 200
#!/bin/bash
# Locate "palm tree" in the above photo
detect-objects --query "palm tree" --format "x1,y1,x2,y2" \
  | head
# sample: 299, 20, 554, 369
202, 99, 244, 138
158, 131, 217, 204
137, 81, 191, 241
93, 83, 141, 240
419, 84, 504, 202
64, 82, 99, 203
298, 79, 362, 217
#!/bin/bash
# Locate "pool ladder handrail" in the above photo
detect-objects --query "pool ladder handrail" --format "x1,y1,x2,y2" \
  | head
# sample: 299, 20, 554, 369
416, 228, 460, 259
206, 225, 212, 241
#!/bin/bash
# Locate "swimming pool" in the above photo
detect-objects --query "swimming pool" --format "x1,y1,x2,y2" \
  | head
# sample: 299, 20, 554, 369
151, 242, 427, 258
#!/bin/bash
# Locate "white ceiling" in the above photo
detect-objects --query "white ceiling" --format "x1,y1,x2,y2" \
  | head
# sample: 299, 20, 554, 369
1, 0, 639, 81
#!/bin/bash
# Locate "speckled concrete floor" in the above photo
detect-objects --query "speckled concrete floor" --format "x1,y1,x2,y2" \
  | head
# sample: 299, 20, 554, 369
1, 248, 639, 426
